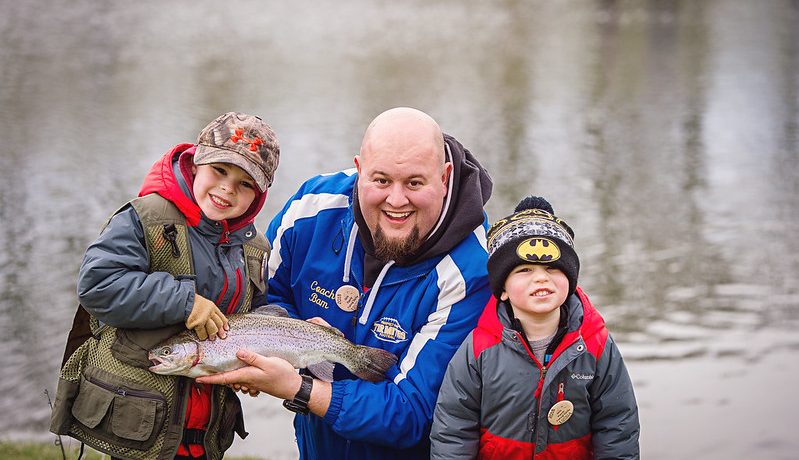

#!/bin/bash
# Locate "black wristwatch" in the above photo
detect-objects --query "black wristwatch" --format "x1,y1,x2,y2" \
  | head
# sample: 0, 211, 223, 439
283, 374, 313, 415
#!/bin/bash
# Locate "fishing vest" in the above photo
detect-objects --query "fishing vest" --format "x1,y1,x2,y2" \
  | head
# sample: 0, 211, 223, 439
49, 193, 269, 460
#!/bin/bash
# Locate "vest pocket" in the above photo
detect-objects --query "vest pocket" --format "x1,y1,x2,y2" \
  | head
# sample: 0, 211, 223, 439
71, 366, 167, 450
111, 394, 157, 441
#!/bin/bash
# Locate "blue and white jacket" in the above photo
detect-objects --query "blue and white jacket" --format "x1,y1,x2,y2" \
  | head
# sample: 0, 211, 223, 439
266, 136, 493, 460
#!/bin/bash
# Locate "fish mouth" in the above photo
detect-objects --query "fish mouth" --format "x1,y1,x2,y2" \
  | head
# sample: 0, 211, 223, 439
148, 353, 164, 370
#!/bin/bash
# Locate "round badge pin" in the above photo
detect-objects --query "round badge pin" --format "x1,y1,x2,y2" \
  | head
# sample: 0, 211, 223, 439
335, 285, 360, 312
547, 400, 574, 426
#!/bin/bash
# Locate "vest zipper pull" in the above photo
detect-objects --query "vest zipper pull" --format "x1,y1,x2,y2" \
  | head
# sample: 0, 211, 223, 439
162, 224, 181, 258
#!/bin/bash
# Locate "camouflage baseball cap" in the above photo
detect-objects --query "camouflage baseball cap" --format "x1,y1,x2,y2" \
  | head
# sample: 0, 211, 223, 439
195, 112, 280, 191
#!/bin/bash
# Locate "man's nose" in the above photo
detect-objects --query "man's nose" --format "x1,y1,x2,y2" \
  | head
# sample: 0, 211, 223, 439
385, 184, 409, 207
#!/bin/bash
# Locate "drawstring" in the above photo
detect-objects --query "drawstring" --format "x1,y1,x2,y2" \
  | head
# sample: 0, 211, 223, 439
342, 224, 358, 283
332, 228, 344, 255
359, 260, 394, 325
218, 220, 230, 244
425, 143, 454, 240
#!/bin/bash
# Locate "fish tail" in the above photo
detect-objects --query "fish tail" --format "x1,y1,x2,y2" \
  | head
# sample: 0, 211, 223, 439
350, 346, 398, 382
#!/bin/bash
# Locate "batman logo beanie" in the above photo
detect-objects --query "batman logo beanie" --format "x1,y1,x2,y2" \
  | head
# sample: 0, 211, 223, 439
487, 196, 580, 298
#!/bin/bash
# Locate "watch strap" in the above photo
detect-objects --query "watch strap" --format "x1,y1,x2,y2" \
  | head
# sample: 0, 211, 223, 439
283, 374, 313, 415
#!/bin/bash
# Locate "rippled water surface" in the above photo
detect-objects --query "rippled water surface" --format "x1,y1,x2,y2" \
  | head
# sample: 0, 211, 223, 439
1, 1, 797, 459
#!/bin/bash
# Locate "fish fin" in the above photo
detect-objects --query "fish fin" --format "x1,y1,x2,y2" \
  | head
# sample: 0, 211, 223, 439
194, 363, 224, 377
350, 346, 398, 382
307, 362, 335, 382
250, 304, 290, 317
327, 326, 345, 337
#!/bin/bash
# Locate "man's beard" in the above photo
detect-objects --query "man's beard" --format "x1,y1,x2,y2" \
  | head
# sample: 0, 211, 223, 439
373, 225, 422, 263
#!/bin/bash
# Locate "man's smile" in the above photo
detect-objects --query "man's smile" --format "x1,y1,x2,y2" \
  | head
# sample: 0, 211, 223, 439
383, 210, 413, 221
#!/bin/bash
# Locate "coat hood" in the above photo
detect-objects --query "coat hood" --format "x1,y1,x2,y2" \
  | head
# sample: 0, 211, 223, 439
138, 143, 266, 233
473, 287, 606, 359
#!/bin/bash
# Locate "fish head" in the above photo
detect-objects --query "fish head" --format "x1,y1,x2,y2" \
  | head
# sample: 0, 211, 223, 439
148, 340, 200, 376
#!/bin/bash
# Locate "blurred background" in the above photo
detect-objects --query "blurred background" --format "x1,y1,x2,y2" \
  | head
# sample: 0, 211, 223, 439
1, 1, 797, 459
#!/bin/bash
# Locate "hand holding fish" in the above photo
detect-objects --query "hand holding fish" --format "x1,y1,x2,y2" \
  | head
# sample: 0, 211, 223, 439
197, 349, 303, 400
306, 316, 330, 327
223, 317, 329, 397
185, 294, 229, 341
197, 349, 334, 416
150, 305, 397, 380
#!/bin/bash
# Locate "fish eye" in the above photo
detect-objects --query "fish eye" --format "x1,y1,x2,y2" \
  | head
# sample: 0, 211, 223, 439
161, 347, 172, 356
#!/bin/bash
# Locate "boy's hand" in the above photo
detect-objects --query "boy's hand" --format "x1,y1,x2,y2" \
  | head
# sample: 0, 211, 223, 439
186, 294, 229, 340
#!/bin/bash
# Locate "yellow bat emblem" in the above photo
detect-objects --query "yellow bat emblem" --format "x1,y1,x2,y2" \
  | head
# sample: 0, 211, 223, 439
516, 238, 560, 263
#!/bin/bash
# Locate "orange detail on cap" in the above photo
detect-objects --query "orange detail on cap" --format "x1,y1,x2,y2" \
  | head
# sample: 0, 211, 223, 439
230, 128, 262, 152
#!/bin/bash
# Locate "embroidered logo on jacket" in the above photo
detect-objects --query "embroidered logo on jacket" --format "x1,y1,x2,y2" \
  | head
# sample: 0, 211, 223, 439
371, 317, 408, 343
308, 280, 335, 309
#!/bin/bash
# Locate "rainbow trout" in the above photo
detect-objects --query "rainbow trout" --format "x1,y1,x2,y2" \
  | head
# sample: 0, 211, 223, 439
148, 305, 397, 382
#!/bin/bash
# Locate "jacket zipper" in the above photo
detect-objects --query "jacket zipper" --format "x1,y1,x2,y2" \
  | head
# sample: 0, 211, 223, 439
532, 365, 547, 459
515, 330, 549, 459
522, 330, 585, 459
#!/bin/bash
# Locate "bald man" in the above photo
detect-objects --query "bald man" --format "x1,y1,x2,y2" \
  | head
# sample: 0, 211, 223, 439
198, 108, 493, 460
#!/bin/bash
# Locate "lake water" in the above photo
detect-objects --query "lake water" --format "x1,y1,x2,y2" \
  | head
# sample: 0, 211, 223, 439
1, 1, 797, 459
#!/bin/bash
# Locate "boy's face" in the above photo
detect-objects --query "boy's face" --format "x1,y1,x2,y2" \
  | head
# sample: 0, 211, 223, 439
192, 163, 257, 222
501, 263, 569, 318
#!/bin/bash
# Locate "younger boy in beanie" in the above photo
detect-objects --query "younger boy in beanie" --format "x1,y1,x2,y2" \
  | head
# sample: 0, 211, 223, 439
431, 196, 639, 460
56, 112, 279, 459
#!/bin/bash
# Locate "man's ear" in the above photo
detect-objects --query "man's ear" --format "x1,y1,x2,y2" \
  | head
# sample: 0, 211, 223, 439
500, 291, 509, 301
441, 162, 453, 192
191, 164, 197, 175
354, 155, 362, 174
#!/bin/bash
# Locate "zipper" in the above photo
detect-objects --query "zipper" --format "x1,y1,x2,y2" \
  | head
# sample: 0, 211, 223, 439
87, 375, 166, 403
162, 224, 181, 258
166, 377, 190, 459
515, 330, 548, 459
173, 377, 188, 425
528, 364, 547, 460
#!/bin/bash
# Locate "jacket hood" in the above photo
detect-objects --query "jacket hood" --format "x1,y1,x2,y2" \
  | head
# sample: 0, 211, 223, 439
138, 143, 266, 233
353, 133, 493, 284
475, 287, 606, 352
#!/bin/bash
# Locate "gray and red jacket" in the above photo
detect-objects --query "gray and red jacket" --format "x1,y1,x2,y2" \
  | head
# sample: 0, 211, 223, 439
431, 287, 640, 459
77, 144, 267, 457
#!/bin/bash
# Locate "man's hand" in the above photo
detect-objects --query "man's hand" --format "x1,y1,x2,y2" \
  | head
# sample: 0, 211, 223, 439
196, 349, 302, 400
186, 294, 229, 341
306, 316, 331, 327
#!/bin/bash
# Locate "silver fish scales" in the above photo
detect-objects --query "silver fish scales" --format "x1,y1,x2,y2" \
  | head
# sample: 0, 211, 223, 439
148, 305, 397, 382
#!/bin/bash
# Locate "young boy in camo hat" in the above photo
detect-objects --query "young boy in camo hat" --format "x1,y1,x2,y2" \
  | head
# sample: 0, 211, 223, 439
54, 112, 279, 460
431, 196, 640, 459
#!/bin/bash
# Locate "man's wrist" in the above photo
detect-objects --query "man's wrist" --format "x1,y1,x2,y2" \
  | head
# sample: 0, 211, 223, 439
283, 374, 313, 415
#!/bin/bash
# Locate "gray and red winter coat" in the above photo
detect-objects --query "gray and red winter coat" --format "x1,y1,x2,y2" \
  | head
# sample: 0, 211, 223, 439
431, 287, 640, 459
77, 144, 268, 458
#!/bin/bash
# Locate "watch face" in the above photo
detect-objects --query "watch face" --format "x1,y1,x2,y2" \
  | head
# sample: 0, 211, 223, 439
282, 399, 308, 414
